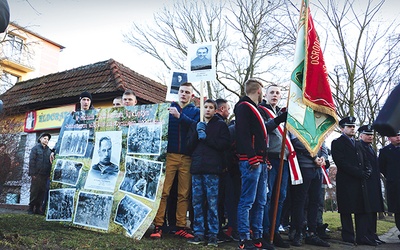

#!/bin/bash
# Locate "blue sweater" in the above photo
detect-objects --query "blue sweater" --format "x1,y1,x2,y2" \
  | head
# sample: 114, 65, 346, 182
167, 102, 200, 155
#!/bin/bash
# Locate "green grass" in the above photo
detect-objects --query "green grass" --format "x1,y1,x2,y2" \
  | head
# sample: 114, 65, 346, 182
323, 211, 396, 240
0, 212, 396, 249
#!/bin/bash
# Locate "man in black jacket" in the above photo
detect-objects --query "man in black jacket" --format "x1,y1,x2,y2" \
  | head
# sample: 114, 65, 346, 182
234, 78, 273, 250
331, 117, 376, 246
379, 130, 400, 241
358, 125, 385, 245
28, 133, 52, 215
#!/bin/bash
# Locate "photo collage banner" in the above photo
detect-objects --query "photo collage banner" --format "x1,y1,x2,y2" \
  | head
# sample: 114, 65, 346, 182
46, 103, 169, 239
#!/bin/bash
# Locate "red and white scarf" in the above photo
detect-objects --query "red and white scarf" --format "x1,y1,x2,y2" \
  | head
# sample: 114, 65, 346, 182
259, 106, 303, 185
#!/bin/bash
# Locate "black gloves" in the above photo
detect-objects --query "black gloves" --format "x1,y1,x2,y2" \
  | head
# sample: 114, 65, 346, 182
274, 111, 288, 124
362, 169, 372, 179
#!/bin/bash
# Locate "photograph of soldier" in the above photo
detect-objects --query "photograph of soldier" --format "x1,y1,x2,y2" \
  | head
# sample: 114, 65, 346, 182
114, 195, 151, 237
170, 72, 187, 94
85, 131, 122, 192
73, 191, 113, 230
127, 123, 162, 155
46, 188, 75, 221
119, 156, 162, 201
59, 130, 89, 156
52, 159, 83, 186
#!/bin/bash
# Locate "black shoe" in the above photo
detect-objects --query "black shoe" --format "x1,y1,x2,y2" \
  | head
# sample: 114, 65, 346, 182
356, 236, 378, 246
253, 238, 275, 250
238, 239, 256, 250
291, 232, 303, 247
305, 234, 330, 247
188, 235, 205, 245
273, 232, 290, 248
208, 236, 218, 247
217, 230, 233, 243
316, 223, 331, 239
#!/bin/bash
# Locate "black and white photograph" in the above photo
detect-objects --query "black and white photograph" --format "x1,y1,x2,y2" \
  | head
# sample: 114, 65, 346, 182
166, 71, 188, 102
127, 123, 162, 156
52, 159, 83, 186
73, 191, 113, 230
59, 130, 89, 156
114, 195, 151, 237
119, 156, 162, 201
187, 42, 217, 82
46, 188, 75, 222
84, 131, 122, 192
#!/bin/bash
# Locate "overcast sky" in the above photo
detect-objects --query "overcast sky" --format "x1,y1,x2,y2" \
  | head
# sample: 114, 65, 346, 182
9, 0, 171, 80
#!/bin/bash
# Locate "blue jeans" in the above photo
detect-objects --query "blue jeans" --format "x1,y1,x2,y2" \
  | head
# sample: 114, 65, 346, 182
192, 174, 219, 237
263, 159, 289, 234
237, 161, 268, 240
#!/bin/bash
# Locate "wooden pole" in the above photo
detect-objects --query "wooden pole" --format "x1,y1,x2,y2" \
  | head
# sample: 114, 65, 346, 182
200, 81, 204, 122
269, 121, 288, 243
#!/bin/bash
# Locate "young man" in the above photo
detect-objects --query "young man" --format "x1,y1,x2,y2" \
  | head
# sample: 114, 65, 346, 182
234, 78, 273, 250
259, 84, 290, 248
191, 47, 212, 71
379, 131, 400, 241
113, 97, 122, 107
331, 117, 375, 246
358, 125, 385, 245
150, 82, 200, 239
186, 99, 230, 247
28, 133, 52, 215
122, 90, 137, 107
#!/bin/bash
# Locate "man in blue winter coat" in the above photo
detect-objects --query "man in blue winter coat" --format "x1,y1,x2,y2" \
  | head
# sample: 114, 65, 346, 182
151, 82, 200, 239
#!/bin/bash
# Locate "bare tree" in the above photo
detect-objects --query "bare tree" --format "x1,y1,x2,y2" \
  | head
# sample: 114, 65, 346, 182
315, 0, 400, 148
123, 0, 294, 99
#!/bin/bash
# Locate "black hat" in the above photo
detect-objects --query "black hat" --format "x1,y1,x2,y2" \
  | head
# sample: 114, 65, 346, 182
358, 124, 374, 135
38, 133, 51, 143
79, 91, 92, 101
339, 116, 356, 127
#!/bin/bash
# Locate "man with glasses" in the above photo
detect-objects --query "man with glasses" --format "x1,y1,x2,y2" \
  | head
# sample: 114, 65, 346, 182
331, 117, 375, 246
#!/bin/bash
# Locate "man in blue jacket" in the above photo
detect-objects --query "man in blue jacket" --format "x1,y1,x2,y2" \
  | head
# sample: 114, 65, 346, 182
151, 82, 200, 239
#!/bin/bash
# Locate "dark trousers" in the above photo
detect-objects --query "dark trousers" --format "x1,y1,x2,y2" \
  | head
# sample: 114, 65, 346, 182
29, 175, 48, 211
395, 213, 400, 232
291, 168, 321, 233
340, 212, 370, 242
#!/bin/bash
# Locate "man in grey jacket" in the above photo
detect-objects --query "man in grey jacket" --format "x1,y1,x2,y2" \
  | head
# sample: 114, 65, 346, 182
28, 133, 52, 215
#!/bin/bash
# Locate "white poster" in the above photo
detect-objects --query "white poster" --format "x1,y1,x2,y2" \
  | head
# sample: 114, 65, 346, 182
187, 42, 217, 82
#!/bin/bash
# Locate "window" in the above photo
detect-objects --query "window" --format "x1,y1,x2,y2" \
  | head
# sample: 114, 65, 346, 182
0, 72, 19, 94
3, 34, 24, 62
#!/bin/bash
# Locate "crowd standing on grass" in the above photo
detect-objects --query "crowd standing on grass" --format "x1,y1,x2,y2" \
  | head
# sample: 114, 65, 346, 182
20, 80, 399, 248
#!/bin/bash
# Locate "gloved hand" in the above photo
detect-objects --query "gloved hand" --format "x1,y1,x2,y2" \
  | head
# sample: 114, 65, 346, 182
362, 169, 372, 179
274, 110, 288, 124
196, 122, 207, 140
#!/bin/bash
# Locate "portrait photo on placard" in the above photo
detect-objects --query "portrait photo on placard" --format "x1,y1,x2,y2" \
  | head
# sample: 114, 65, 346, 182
84, 131, 122, 192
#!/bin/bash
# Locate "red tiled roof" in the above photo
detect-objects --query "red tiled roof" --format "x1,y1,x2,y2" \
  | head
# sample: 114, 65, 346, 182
0, 59, 167, 114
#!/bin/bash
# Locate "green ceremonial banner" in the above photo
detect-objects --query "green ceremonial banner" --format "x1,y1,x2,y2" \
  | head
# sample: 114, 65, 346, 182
46, 103, 170, 240
287, 0, 338, 156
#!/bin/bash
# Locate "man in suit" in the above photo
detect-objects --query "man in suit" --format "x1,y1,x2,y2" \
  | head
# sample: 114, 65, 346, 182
358, 125, 385, 245
331, 117, 376, 246
379, 130, 400, 240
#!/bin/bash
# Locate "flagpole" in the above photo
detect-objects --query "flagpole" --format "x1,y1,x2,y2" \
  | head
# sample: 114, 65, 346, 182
269, 117, 288, 244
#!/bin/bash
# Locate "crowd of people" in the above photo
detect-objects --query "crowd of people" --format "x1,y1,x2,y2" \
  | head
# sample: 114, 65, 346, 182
17, 78, 400, 249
